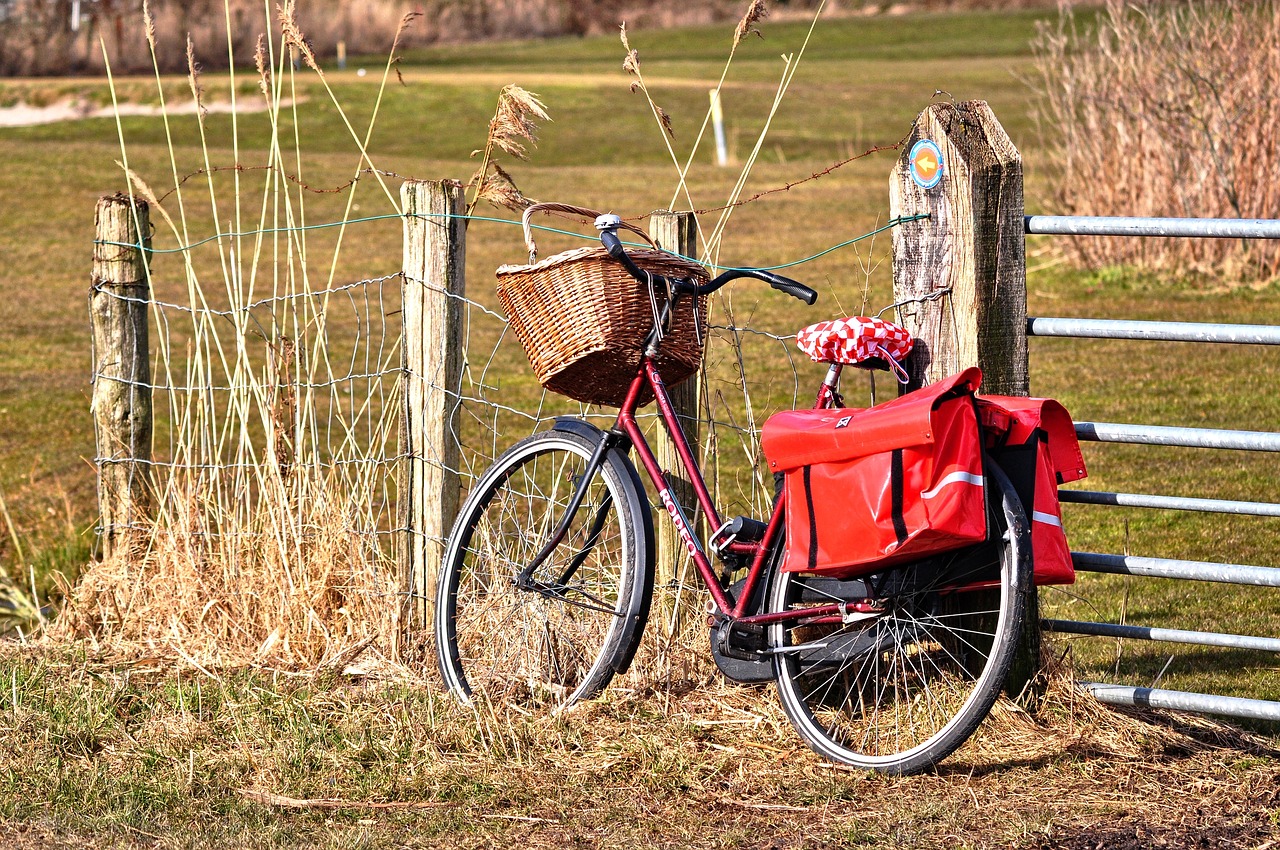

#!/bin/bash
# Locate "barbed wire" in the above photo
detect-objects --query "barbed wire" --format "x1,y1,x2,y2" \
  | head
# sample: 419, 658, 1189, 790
672, 142, 908, 217
95, 211, 927, 276
148, 141, 903, 212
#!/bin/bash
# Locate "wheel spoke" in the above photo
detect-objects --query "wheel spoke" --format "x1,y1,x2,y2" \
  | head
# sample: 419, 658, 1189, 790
437, 432, 639, 713
770, 465, 1031, 774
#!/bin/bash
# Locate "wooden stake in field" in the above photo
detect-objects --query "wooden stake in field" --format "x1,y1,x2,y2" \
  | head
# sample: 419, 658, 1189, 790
649, 210, 702, 616
889, 101, 1038, 696
91, 194, 153, 560
400, 180, 466, 630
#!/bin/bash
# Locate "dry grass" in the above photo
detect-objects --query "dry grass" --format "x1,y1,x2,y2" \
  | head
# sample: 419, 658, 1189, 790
1033, 0, 1280, 282
50, 4, 412, 672
56, 481, 402, 671
1, 635, 1276, 848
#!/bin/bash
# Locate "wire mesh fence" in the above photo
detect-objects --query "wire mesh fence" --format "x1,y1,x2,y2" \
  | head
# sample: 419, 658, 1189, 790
72, 192, 864, 675
77, 259, 409, 668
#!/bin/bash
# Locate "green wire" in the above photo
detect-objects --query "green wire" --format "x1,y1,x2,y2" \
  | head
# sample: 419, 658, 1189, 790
662, 214, 930, 272
94, 211, 929, 272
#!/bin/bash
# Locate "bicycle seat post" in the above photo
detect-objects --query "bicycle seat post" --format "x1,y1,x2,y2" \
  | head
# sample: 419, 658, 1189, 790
814, 362, 843, 409
823, 362, 843, 391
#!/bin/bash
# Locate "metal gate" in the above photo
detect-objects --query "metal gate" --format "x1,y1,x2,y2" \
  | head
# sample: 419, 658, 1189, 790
1025, 214, 1280, 723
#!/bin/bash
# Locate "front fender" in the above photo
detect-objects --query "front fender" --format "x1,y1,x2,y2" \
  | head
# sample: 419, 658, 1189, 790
551, 417, 655, 674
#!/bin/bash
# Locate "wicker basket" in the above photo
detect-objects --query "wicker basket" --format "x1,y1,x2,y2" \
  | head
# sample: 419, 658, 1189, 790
496, 203, 710, 407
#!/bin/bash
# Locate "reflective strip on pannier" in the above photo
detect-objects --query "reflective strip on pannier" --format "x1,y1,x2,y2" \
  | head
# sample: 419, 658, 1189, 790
761, 368, 988, 578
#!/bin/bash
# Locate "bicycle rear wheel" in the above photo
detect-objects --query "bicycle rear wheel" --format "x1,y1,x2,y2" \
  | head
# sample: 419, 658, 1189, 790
435, 429, 649, 712
768, 463, 1032, 775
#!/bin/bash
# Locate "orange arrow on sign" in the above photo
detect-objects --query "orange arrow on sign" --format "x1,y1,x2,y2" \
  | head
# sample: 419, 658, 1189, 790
909, 139, 945, 188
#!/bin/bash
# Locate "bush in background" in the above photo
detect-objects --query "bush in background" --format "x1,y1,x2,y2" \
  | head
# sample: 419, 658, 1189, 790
1033, 0, 1280, 282
0, 0, 1068, 77
0, 0, 755, 76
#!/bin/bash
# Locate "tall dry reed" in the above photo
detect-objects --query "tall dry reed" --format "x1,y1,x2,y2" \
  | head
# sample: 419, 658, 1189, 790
55, 4, 413, 672
53, 0, 740, 676
1033, 0, 1280, 282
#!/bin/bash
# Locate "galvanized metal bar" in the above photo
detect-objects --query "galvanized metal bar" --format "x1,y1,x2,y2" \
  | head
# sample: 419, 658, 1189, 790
1025, 214, 1280, 240
1074, 421, 1280, 452
1043, 619, 1280, 653
1059, 489, 1280, 517
1080, 681, 1280, 722
1073, 551, 1280, 587
1022, 212, 1280, 725
1026, 316, 1280, 345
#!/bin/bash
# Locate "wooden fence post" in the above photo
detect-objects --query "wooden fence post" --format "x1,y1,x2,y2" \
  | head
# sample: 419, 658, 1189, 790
400, 180, 466, 629
91, 194, 153, 560
888, 101, 1040, 697
649, 210, 701, 609
889, 101, 1028, 396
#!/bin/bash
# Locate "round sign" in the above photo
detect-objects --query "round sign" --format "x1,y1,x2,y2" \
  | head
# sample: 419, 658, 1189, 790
908, 139, 944, 189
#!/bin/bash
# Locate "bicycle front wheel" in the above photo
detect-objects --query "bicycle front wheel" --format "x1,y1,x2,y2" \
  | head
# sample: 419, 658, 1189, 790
436, 428, 647, 712
768, 463, 1032, 775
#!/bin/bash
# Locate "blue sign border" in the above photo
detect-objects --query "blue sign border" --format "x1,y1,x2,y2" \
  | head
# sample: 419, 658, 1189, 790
908, 139, 944, 189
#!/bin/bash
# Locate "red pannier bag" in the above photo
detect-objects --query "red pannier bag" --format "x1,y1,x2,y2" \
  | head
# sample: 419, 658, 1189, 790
976, 395, 1088, 586
760, 367, 987, 578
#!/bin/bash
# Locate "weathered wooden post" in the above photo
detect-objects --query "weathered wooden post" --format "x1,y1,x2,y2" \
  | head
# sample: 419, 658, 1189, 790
888, 101, 1039, 696
889, 101, 1028, 396
400, 180, 466, 629
649, 210, 701, 612
91, 194, 153, 560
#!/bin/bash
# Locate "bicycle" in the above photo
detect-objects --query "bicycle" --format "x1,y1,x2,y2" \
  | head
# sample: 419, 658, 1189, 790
434, 211, 1034, 775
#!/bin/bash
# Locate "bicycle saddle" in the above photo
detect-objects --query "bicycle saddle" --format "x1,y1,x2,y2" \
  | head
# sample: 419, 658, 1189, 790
796, 315, 914, 368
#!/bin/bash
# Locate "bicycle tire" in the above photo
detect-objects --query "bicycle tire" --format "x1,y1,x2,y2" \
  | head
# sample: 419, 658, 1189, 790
436, 428, 649, 712
767, 462, 1032, 775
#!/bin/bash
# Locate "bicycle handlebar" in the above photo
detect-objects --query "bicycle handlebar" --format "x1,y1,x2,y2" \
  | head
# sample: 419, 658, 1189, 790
597, 222, 818, 306
715, 268, 820, 305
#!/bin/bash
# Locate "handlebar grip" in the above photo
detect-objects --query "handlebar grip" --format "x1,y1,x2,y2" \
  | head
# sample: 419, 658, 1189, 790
601, 227, 682, 292
601, 228, 644, 276
761, 271, 818, 305
599, 227, 625, 260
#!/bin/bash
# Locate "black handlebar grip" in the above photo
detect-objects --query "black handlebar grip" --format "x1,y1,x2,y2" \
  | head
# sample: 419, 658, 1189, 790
599, 228, 625, 260
762, 271, 818, 305
600, 228, 661, 286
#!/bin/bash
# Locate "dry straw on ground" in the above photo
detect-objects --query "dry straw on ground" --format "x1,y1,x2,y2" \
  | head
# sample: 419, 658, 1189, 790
11, 634, 1273, 847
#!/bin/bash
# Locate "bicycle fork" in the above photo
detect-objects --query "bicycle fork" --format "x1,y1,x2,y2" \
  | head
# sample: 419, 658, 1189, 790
514, 428, 623, 603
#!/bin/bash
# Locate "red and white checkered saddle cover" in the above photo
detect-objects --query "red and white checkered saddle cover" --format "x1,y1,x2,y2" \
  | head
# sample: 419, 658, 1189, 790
795, 316, 914, 367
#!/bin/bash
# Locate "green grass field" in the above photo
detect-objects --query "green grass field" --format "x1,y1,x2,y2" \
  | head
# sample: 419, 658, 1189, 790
1, 6, 1278, 847
0, 9, 1055, 600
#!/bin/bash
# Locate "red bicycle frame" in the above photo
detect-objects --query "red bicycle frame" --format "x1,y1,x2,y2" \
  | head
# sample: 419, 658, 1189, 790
611, 354, 851, 627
